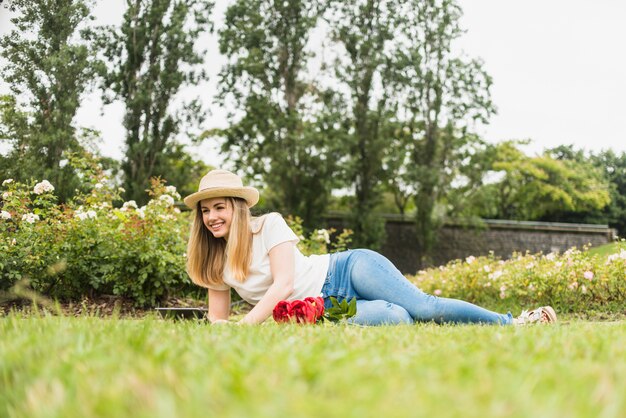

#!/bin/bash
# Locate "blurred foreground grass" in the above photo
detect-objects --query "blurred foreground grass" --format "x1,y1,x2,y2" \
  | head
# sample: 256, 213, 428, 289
1, 314, 625, 418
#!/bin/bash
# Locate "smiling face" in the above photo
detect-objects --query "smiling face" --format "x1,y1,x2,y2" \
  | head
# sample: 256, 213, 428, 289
200, 197, 233, 239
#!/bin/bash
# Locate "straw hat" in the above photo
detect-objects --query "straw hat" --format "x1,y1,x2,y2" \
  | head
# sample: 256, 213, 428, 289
183, 169, 259, 209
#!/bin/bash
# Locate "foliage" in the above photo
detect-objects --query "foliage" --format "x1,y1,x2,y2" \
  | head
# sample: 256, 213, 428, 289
543, 146, 626, 237
323, 296, 357, 322
0, 0, 98, 202
152, 142, 213, 199
88, 0, 214, 205
409, 244, 626, 315
468, 142, 610, 220
285, 215, 352, 256
0, 155, 194, 306
213, 0, 341, 227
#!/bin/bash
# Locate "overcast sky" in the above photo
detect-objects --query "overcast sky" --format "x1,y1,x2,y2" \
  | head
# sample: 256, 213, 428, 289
1, 0, 625, 166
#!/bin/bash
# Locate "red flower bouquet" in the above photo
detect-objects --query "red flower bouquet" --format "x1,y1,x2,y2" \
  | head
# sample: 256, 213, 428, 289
272, 297, 325, 324
272, 296, 357, 324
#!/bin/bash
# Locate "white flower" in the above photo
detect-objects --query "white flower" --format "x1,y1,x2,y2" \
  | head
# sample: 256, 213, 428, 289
137, 207, 146, 219
122, 200, 138, 210
488, 270, 503, 281
158, 194, 175, 206
173, 207, 181, 214
483, 265, 491, 273
433, 289, 442, 296
555, 261, 563, 268
165, 186, 180, 199
1, 210, 11, 220
583, 271, 594, 281
94, 183, 104, 189
316, 229, 330, 244
581, 284, 588, 294
11, 238, 16, 245
21, 213, 39, 224
2, 179, 13, 186
33, 180, 55, 195
525, 262, 535, 270
619, 249, 626, 260
465, 255, 476, 264
2, 192, 12, 199
545, 252, 556, 261
75, 208, 97, 220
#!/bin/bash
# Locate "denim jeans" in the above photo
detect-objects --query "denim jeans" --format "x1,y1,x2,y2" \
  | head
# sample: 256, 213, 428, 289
321, 249, 513, 326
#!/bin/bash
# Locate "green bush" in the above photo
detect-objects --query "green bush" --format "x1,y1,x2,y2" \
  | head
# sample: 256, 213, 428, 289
285, 215, 352, 256
409, 245, 626, 314
0, 158, 194, 307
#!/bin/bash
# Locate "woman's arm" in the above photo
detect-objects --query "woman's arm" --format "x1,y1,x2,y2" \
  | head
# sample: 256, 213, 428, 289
208, 288, 231, 323
239, 241, 295, 324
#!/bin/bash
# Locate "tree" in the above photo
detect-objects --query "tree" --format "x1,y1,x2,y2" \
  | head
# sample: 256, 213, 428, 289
213, 0, 341, 227
0, 0, 97, 201
472, 142, 610, 221
327, 0, 402, 247
544, 145, 626, 236
392, 0, 495, 261
91, 0, 213, 204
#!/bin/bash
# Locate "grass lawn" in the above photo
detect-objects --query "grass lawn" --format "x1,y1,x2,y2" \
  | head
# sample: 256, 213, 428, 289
1, 314, 625, 418
588, 241, 626, 257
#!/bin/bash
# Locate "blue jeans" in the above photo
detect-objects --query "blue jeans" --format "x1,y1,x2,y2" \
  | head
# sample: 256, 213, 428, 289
321, 249, 513, 326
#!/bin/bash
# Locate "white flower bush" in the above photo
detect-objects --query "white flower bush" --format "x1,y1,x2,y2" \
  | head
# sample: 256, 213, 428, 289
409, 245, 626, 315
1, 170, 193, 307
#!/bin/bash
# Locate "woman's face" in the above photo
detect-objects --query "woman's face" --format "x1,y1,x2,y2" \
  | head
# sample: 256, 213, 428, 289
200, 197, 233, 239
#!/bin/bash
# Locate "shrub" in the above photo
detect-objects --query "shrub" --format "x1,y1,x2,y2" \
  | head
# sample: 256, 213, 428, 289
0, 157, 195, 307
285, 215, 352, 256
409, 246, 626, 315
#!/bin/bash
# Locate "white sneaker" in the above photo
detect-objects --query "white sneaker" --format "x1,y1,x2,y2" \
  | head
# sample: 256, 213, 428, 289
513, 306, 557, 325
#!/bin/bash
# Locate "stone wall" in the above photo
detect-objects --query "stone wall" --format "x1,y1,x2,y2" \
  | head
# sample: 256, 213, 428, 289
326, 215, 615, 274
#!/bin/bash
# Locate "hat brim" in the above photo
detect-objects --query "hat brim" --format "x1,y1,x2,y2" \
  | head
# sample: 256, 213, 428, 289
183, 187, 259, 209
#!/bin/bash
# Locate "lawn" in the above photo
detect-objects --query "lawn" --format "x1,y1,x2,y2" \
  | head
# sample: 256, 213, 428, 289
588, 241, 626, 257
1, 314, 625, 418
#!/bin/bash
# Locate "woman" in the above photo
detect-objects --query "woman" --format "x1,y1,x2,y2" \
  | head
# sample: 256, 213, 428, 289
185, 169, 557, 326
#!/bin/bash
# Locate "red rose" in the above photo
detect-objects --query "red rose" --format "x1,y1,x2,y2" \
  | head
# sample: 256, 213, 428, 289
304, 296, 325, 319
272, 300, 292, 323
289, 300, 317, 324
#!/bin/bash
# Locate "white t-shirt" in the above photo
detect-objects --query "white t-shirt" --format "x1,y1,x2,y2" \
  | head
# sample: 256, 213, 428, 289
207, 213, 330, 305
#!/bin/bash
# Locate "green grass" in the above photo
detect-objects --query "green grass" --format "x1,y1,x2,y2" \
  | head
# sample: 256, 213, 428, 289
588, 241, 626, 257
2, 314, 626, 418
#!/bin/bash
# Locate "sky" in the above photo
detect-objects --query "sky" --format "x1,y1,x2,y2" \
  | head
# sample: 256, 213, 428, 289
1, 0, 625, 166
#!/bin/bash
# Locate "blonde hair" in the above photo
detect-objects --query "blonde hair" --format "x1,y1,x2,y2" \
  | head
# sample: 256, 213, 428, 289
186, 197, 253, 288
